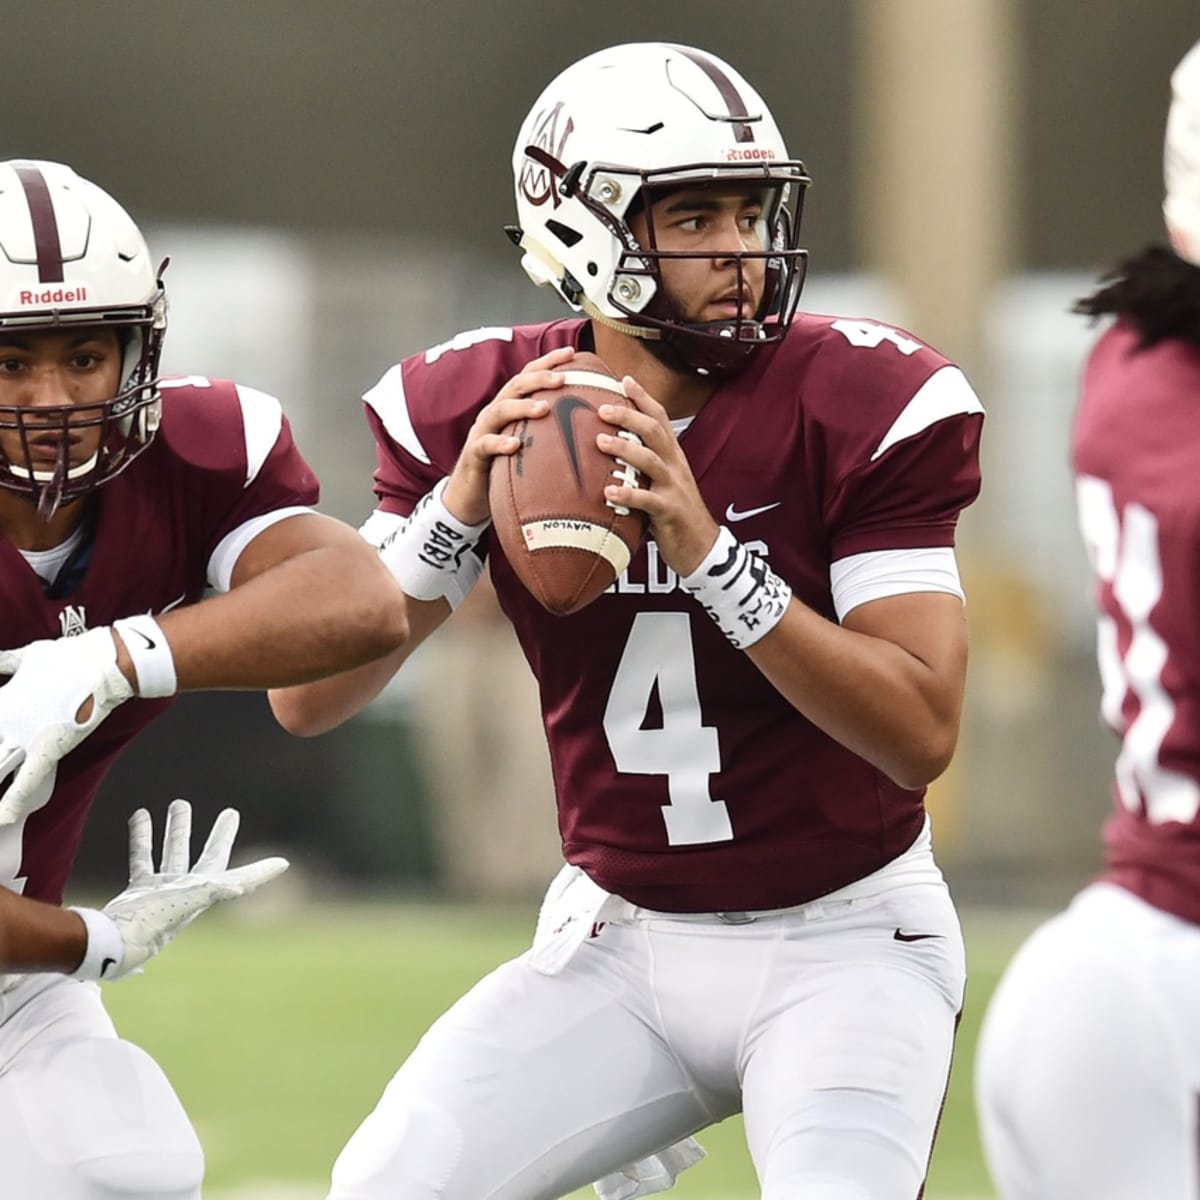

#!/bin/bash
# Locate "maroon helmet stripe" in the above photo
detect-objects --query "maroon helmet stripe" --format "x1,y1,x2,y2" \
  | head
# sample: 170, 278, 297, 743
672, 46, 756, 144
13, 164, 65, 283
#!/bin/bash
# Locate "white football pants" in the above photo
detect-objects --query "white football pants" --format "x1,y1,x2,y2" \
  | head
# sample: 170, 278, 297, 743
0, 973, 203, 1199
329, 878, 965, 1200
976, 882, 1200, 1200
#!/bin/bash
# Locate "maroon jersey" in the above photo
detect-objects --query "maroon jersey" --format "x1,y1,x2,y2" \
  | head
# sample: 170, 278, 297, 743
366, 318, 982, 910
0, 377, 318, 905
1073, 319, 1200, 924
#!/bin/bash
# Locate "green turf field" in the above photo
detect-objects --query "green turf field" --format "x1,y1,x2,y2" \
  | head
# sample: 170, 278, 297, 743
100, 901, 1041, 1199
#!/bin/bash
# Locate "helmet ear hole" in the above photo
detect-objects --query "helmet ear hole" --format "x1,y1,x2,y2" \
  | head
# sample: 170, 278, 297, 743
545, 219, 583, 248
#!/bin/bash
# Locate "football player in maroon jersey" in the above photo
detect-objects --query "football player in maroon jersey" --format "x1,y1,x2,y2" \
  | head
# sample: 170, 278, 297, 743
0, 160, 407, 1200
975, 40, 1200, 1200
273, 42, 983, 1200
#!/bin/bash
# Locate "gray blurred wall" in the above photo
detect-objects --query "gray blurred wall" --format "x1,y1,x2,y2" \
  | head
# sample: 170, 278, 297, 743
6, 2, 1192, 270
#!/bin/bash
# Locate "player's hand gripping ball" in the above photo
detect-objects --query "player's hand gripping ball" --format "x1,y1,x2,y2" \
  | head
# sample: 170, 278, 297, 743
489, 351, 647, 615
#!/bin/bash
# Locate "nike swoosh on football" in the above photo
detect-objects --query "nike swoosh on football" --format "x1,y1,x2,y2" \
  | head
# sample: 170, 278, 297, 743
893, 928, 942, 943
725, 501, 781, 522
553, 394, 590, 488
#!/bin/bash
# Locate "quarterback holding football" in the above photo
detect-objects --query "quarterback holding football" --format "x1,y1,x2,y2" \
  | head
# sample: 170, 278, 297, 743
273, 41, 984, 1200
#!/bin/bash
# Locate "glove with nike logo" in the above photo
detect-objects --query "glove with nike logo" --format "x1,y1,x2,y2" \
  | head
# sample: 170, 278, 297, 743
70, 799, 289, 982
0, 628, 135, 827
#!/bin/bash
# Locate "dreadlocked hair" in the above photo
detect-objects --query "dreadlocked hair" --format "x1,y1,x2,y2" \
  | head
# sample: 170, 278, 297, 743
1074, 244, 1200, 350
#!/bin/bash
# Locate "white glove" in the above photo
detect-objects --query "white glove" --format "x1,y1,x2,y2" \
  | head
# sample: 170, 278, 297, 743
0, 629, 134, 827
592, 1137, 706, 1200
71, 799, 289, 982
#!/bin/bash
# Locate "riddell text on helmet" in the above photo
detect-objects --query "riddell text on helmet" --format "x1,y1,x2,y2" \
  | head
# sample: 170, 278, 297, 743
20, 287, 88, 305
725, 148, 776, 161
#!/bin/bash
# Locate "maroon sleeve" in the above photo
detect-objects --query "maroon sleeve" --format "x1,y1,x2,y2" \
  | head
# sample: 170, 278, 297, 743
791, 325, 984, 560
828, 407, 984, 558
153, 379, 320, 565
362, 321, 584, 518
366, 396, 445, 519
206, 408, 319, 557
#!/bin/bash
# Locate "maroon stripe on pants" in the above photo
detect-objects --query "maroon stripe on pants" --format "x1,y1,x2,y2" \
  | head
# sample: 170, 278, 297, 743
916, 1004, 964, 1199
1194, 1093, 1200, 1198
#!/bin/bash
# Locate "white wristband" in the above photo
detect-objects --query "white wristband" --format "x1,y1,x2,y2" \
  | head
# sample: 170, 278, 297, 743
112, 615, 178, 698
68, 906, 124, 981
680, 526, 793, 649
379, 477, 490, 603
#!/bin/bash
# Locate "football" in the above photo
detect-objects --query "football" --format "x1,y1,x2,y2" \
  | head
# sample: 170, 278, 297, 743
489, 351, 647, 615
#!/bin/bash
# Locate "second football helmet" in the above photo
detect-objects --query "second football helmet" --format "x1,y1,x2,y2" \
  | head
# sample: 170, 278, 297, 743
0, 160, 167, 518
1165, 40, 1200, 267
509, 43, 810, 376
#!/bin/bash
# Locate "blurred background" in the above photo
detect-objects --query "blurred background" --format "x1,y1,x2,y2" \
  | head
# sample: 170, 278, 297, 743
5, 1, 1198, 1193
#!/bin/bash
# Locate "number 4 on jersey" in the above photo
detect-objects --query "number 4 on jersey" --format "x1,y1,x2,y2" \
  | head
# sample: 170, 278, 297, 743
831, 319, 923, 356
603, 612, 733, 845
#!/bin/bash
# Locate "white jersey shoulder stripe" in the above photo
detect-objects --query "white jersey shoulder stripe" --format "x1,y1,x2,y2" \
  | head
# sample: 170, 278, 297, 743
363, 365, 431, 467
234, 384, 285, 487
829, 546, 964, 622
870, 366, 984, 462
207, 506, 314, 593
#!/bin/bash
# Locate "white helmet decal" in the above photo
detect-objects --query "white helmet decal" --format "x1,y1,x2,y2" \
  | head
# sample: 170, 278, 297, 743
518, 101, 576, 211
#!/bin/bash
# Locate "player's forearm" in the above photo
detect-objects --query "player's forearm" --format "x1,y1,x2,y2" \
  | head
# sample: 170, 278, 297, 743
746, 601, 966, 790
269, 593, 451, 736
154, 542, 409, 690
0, 888, 86, 973
268, 643, 409, 736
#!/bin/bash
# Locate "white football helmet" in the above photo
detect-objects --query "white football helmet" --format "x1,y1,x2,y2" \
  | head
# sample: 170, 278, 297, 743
509, 43, 810, 376
1165, 40, 1200, 267
0, 160, 166, 518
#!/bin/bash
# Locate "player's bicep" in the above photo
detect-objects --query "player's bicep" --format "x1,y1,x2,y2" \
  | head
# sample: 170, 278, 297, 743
843, 591, 968, 712
226, 511, 365, 589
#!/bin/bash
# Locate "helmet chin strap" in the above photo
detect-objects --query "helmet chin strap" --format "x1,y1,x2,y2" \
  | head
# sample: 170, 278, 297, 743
578, 294, 661, 341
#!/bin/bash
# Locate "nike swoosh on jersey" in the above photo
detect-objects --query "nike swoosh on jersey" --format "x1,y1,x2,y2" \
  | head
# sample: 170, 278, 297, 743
725, 501, 781, 522
893, 928, 942, 943
553, 394, 590, 488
